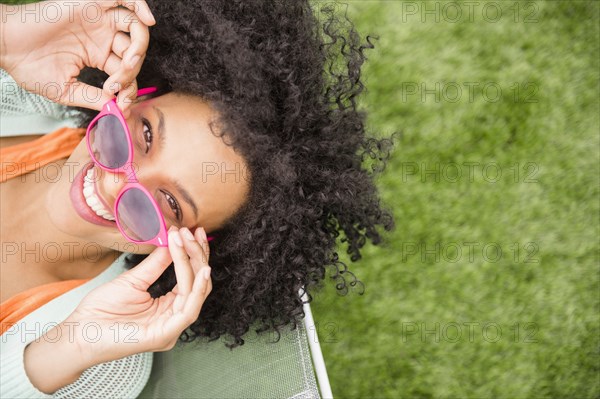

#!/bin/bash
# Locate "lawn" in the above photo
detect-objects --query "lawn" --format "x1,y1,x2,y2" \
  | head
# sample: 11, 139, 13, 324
309, 1, 600, 398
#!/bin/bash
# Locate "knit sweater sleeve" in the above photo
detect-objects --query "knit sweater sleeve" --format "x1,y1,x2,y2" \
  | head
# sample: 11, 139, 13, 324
1, 255, 154, 398
0, 344, 53, 398
1, 341, 153, 398
0, 68, 80, 136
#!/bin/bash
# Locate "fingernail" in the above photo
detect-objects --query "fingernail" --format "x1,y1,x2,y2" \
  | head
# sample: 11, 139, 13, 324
203, 267, 211, 280
195, 227, 207, 242
107, 82, 121, 95
170, 230, 183, 247
181, 227, 195, 241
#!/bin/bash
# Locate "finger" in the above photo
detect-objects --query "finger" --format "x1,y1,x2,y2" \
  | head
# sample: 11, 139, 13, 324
111, 32, 132, 59
102, 64, 139, 101
117, 79, 138, 116
181, 228, 209, 273
182, 266, 212, 317
112, 9, 150, 71
162, 269, 211, 341
169, 228, 195, 298
120, 247, 172, 289
102, 54, 125, 95
62, 82, 114, 111
104, 53, 123, 77
194, 227, 210, 263
112, 0, 156, 26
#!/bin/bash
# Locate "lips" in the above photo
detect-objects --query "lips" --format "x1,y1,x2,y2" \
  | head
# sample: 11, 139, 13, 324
70, 162, 116, 228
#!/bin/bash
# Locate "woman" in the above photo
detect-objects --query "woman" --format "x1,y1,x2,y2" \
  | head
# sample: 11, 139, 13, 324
1, 0, 396, 396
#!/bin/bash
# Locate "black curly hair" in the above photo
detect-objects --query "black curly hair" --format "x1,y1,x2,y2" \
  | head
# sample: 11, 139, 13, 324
78, 0, 398, 348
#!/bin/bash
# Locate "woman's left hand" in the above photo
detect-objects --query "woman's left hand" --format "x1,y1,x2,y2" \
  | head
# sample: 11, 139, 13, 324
22, 227, 213, 393
64, 226, 213, 366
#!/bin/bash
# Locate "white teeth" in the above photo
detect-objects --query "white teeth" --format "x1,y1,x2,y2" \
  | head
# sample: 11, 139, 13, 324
84, 169, 95, 183
82, 167, 116, 221
86, 196, 99, 207
83, 186, 94, 197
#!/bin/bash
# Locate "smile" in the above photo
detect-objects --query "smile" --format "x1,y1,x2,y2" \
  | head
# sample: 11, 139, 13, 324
83, 168, 116, 221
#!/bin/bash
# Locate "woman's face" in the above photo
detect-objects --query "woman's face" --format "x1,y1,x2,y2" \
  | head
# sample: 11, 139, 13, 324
46, 93, 250, 254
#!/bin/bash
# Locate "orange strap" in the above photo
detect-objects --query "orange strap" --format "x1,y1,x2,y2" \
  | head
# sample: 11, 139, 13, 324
0, 127, 91, 333
0, 127, 85, 183
0, 279, 90, 335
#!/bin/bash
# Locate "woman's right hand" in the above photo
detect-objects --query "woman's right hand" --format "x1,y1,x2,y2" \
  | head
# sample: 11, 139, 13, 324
67, 227, 213, 367
24, 227, 214, 394
0, 0, 156, 112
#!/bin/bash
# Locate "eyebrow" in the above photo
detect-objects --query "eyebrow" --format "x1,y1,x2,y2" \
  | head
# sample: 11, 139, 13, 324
154, 106, 199, 221
154, 106, 167, 150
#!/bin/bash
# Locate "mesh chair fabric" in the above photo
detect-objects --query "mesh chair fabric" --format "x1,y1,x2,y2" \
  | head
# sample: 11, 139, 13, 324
138, 322, 320, 399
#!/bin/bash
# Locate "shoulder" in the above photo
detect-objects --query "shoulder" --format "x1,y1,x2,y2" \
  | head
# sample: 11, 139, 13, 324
1, 254, 154, 397
1, 254, 130, 347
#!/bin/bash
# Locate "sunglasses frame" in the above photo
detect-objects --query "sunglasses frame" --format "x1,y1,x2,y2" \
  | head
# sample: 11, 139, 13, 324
85, 87, 169, 247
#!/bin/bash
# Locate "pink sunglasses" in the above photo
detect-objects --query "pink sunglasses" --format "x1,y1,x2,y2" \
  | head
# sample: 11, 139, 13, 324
86, 87, 214, 247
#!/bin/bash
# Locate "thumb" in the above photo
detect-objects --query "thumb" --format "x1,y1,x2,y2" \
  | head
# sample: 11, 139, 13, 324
120, 248, 173, 290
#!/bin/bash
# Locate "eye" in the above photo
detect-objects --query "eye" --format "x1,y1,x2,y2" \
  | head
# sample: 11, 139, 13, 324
140, 118, 182, 223
161, 190, 182, 222
141, 118, 153, 154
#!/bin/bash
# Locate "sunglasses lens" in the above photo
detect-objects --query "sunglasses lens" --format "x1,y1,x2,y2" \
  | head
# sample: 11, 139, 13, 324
89, 114, 129, 169
116, 188, 161, 242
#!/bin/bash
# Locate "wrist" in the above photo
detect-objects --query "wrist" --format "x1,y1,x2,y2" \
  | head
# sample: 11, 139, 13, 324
64, 311, 142, 366
23, 321, 92, 394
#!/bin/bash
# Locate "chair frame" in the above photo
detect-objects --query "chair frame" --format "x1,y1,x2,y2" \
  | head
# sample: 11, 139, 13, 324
301, 292, 334, 399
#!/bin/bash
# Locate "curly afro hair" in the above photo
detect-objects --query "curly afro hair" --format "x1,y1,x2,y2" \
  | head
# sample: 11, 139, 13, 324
79, 0, 398, 347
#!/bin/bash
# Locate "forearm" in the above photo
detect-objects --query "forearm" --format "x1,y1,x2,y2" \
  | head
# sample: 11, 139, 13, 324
0, 3, 20, 71
23, 320, 94, 394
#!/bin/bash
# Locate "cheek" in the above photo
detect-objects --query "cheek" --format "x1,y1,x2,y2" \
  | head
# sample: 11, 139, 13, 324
41, 144, 113, 241
44, 144, 89, 232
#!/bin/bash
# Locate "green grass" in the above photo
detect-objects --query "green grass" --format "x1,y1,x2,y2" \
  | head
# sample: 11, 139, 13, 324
310, 1, 600, 398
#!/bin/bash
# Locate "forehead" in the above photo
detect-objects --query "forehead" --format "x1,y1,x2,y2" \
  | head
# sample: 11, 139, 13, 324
137, 93, 250, 231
